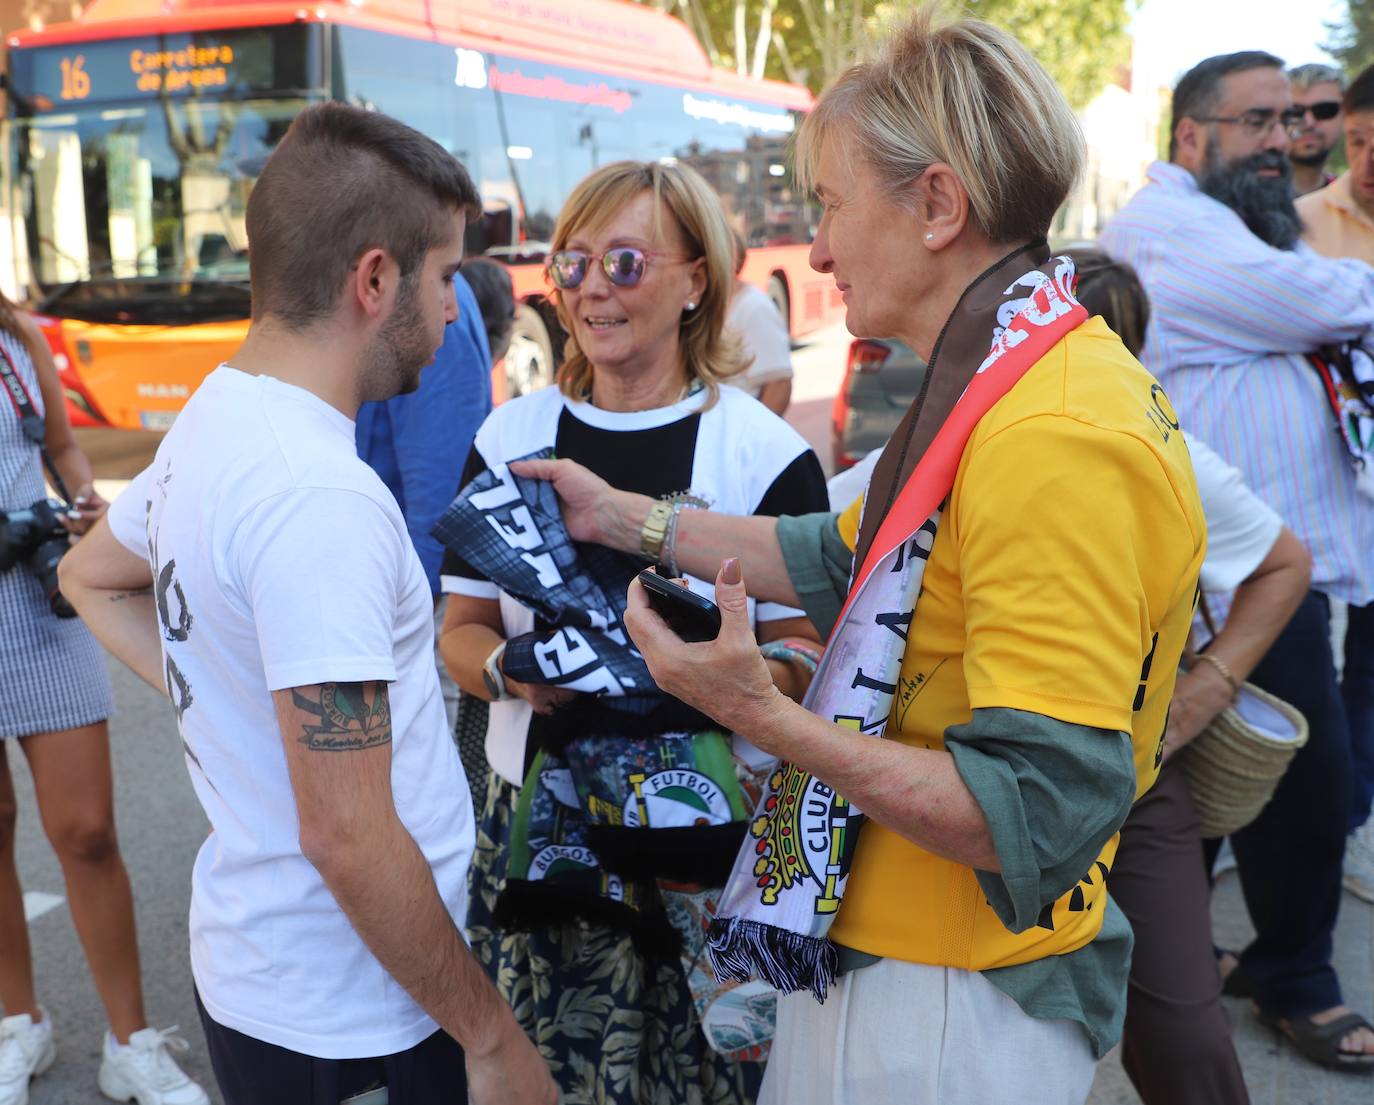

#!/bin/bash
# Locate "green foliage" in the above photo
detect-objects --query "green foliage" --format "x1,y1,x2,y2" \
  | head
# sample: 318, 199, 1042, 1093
1327, 0, 1374, 75
640, 0, 1134, 109
969, 0, 1134, 110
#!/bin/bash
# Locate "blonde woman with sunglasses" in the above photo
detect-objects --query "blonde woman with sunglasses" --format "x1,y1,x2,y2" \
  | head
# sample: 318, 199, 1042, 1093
436, 160, 828, 1105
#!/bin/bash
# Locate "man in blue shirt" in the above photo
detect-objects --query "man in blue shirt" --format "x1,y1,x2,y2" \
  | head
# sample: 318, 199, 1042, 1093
357, 272, 492, 589
357, 271, 494, 728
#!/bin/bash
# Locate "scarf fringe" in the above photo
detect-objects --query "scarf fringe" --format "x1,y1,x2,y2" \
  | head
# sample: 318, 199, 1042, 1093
706, 916, 837, 1002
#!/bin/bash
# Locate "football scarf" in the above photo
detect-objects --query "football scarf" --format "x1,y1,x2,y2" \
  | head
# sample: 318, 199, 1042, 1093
433, 453, 757, 956
706, 243, 1089, 1000
1309, 345, 1374, 498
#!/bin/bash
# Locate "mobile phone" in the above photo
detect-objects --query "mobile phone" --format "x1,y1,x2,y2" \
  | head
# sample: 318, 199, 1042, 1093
637, 568, 722, 643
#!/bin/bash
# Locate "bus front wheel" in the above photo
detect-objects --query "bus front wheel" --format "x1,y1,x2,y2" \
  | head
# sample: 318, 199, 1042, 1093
505, 304, 556, 399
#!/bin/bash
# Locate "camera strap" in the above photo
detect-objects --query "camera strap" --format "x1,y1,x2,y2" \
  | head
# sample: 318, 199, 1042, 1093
0, 339, 75, 505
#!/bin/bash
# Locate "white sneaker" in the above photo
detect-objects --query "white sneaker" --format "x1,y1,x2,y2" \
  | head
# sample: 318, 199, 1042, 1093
0, 1009, 56, 1105
97, 1026, 209, 1105
1343, 820, 1374, 903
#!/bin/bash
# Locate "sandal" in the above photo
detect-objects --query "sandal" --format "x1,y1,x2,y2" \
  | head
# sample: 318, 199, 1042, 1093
1257, 1008, 1374, 1073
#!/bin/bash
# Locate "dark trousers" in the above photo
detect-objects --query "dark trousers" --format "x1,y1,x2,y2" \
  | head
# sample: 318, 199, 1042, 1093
1114, 759, 1249, 1105
1226, 591, 1353, 1017
1344, 601, 1374, 832
195, 990, 467, 1105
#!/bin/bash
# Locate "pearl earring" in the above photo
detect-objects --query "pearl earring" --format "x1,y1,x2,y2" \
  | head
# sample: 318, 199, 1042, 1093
925, 233, 935, 241
685, 301, 697, 311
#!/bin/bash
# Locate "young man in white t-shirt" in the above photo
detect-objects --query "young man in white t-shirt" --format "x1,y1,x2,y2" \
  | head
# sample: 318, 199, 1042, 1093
58, 104, 556, 1105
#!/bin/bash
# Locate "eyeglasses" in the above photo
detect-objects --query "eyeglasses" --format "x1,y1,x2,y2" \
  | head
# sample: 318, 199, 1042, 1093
1191, 107, 1307, 139
1296, 101, 1342, 123
546, 247, 693, 290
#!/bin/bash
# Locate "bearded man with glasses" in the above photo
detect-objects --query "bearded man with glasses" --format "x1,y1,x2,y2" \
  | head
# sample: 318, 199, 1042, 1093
1103, 50, 1374, 1073
1290, 63, 1347, 196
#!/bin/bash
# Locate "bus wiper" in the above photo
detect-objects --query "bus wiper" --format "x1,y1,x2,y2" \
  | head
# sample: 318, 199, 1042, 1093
35, 279, 83, 313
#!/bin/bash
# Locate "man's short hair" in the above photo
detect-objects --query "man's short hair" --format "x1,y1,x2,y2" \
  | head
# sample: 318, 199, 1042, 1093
1346, 64, 1374, 115
1170, 51, 1286, 159
246, 103, 480, 329
1290, 62, 1346, 94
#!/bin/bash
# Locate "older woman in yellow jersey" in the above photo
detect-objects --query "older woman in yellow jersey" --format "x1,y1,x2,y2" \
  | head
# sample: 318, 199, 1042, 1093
514, 9, 1206, 1104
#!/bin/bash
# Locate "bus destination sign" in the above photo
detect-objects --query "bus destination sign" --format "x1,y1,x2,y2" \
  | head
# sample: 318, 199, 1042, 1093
7, 27, 315, 112
128, 43, 236, 95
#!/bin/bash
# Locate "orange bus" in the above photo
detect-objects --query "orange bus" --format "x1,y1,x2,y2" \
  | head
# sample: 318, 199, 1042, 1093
2, 0, 841, 430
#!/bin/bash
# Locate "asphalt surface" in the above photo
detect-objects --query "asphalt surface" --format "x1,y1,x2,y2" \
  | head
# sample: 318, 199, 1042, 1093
12, 324, 1374, 1103
11, 658, 217, 1104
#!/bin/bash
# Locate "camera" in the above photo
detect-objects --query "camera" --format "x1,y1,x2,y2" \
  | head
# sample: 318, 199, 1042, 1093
0, 497, 76, 617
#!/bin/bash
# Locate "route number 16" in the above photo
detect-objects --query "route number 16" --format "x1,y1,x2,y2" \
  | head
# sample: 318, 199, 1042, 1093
60, 55, 91, 100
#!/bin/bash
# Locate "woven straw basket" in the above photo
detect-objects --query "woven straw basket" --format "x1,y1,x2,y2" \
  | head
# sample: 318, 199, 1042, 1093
1179, 682, 1309, 839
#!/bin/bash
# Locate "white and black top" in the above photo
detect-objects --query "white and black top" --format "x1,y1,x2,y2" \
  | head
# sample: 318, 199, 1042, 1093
0, 327, 112, 738
440, 384, 828, 784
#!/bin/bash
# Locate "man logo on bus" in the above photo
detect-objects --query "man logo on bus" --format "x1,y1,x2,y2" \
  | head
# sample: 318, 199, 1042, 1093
454, 48, 487, 90
623, 769, 733, 828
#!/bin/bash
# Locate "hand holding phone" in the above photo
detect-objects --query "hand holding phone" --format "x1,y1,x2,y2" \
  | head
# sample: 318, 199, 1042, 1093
636, 568, 722, 643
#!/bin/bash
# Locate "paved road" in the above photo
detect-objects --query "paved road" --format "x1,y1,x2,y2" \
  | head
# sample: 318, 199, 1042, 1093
14, 324, 1374, 1103
12, 658, 218, 1104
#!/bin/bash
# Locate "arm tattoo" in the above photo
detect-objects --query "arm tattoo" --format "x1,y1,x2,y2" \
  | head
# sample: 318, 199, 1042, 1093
107, 587, 153, 603
290, 682, 393, 752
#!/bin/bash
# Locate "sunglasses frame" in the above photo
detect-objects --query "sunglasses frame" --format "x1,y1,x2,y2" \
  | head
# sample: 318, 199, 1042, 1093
547, 247, 694, 290
1297, 101, 1341, 123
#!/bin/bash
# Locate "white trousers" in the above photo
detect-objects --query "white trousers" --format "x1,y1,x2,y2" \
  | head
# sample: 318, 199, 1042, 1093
759, 958, 1096, 1105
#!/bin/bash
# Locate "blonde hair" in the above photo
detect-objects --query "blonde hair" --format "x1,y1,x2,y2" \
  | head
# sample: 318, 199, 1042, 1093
551, 160, 746, 403
795, 6, 1083, 244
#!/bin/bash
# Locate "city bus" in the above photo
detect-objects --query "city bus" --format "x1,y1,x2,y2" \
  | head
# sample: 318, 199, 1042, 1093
1, 0, 840, 431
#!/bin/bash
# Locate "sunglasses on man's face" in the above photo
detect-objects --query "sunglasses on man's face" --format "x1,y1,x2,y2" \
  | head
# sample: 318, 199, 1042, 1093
547, 247, 692, 290
1298, 101, 1342, 122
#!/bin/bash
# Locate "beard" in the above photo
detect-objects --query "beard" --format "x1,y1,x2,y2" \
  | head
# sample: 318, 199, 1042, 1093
1197, 141, 1302, 250
358, 274, 436, 402
1289, 143, 1335, 168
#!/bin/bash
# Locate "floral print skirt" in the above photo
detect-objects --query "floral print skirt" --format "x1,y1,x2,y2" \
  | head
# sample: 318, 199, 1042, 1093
467, 770, 761, 1105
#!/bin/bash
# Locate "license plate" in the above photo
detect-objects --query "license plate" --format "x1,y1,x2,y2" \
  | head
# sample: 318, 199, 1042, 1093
139, 410, 177, 431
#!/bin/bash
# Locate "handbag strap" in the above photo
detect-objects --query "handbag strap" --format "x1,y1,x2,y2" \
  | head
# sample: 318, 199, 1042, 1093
1182, 592, 1218, 668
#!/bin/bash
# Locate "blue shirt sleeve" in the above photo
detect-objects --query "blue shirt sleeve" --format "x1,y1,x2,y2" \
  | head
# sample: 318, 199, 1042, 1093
356, 274, 494, 594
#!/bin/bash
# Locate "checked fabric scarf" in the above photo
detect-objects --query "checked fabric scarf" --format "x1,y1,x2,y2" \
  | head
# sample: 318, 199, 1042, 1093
706, 243, 1089, 1000
433, 454, 759, 959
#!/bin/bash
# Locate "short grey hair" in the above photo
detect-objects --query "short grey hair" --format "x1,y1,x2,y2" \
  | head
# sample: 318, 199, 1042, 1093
1289, 63, 1346, 93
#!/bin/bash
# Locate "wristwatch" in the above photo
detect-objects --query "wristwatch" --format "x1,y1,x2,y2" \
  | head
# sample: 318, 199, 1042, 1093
639, 499, 674, 561
481, 642, 510, 701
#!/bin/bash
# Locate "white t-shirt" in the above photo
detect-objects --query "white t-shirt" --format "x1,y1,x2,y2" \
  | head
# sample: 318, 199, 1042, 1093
726, 281, 792, 396
107, 366, 474, 1059
1186, 431, 1284, 593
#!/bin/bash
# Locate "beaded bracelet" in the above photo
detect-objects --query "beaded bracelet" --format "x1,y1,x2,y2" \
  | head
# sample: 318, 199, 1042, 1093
661, 502, 690, 578
1194, 652, 1240, 703
760, 639, 823, 675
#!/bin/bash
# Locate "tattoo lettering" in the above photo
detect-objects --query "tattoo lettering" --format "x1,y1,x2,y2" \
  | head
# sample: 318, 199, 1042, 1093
107, 587, 152, 603
291, 682, 393, 751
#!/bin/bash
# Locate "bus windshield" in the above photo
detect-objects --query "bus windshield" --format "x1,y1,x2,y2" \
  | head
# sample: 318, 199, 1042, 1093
11, 97, 305, 323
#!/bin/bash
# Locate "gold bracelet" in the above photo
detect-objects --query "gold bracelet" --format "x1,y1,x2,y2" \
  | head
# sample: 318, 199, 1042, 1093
1194, 652, 1239, 702
639, 499, 673, 561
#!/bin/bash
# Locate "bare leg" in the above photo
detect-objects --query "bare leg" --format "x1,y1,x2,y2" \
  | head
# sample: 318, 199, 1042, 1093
21, 723, 146, 1043
0, 741, 39, 1019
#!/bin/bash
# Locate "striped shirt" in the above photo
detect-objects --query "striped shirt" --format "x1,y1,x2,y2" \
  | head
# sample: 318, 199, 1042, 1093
1101, 160, 1374, 606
